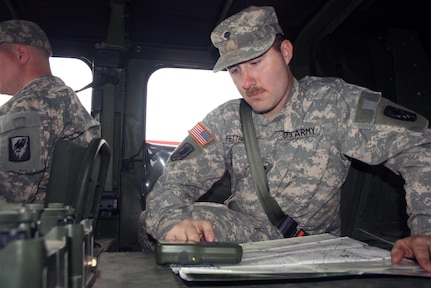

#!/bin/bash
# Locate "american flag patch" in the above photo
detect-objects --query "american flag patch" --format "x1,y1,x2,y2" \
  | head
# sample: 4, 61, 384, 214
189, 122, 214, 147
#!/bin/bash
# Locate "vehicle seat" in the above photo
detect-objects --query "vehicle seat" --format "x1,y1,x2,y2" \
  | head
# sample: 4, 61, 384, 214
144, 149, 172, 197
45, 138, 111, 228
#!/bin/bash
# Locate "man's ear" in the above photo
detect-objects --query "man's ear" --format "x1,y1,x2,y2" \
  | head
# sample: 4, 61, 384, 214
281, 39, 293, 64
15, 45, 30, 63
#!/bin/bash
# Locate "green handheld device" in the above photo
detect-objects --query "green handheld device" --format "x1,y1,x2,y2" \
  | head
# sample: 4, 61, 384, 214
155, 240, 243, 265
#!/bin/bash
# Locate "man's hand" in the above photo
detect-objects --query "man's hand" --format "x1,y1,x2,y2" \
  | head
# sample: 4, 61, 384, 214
391, 235, 431, 272
164, 219, 216, 242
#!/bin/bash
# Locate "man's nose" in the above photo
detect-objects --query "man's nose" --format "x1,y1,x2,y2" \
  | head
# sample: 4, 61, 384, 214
241, 69, 256, 90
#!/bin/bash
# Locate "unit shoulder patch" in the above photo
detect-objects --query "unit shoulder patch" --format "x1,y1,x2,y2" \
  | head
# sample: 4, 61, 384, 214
9, 136, 31, 162
170, 135, 204, 162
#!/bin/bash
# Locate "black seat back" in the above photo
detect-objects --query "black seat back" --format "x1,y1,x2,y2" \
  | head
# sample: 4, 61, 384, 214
46, 138, 111, 226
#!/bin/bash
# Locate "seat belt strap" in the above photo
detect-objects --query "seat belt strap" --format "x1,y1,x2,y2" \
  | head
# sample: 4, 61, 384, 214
239, 100, 305, 238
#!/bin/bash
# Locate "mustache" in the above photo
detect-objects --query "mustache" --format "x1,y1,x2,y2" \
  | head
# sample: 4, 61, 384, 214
245, 86, 265, 97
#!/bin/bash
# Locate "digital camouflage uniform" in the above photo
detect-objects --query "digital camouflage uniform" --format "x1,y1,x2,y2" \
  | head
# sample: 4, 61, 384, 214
0, 75, 100, 203
144, 76, 431, 243
0, 20, 100, 203
142, 6, 431, 245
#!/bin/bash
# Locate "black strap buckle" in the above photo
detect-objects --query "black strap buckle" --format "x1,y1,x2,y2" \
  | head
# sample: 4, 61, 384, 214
278, 215, 298, 238
277, 215, 306, 238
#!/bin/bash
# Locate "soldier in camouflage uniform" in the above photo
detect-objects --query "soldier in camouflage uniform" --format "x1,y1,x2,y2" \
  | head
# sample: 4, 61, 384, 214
0, 20, 100, 203
142, 6, 431, 271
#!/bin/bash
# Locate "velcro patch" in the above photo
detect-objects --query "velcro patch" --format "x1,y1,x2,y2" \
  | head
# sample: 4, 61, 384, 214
9, 136, 30, 162
188, 122, 214, 147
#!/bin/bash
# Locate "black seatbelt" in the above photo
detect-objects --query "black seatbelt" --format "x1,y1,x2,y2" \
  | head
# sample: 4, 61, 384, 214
239, 100, 305, 238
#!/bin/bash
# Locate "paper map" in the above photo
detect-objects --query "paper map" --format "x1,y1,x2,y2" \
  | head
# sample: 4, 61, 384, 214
170, 234, 431, 281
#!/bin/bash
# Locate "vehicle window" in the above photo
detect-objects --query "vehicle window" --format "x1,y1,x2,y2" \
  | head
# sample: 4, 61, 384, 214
146, 68, 238, 146
0, 57, 93, 113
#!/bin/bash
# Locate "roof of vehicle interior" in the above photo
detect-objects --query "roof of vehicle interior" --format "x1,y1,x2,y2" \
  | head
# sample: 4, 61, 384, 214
0, 0, 325, 48
1, 0, 429, 63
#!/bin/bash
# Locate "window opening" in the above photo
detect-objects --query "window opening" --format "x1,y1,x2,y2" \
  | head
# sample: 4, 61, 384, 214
146, 68, 238, 146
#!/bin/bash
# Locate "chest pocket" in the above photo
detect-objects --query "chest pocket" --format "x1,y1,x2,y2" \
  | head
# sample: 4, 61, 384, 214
0, 112, 43, 171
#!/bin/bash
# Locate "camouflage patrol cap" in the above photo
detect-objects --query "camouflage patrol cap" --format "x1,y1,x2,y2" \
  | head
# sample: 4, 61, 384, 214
0, 20, 52, 56
211, 6, 283, 72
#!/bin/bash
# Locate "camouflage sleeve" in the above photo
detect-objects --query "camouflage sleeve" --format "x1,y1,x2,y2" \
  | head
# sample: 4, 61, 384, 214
46, 85, 101, 147
343, 90, 431, 235
384, 139, 431, 235
144, 102, 235, 240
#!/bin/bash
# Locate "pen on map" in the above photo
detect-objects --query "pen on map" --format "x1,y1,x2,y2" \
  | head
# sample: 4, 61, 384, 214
357, 228, 395, 246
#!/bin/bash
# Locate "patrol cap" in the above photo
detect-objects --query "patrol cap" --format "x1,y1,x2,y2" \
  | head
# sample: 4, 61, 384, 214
211, 6, 283, 72
0, 20, 52, 56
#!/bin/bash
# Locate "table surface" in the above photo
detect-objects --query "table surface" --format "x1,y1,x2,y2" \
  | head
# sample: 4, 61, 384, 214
92, 251, 431, 288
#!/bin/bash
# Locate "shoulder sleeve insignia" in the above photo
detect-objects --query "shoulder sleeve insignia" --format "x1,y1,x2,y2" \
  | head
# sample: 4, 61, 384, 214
188, 122, 215, 147
170, 135, 204, 162
383, 105, 417, 122
170, 142, 194, 161
9, 136, 31, 162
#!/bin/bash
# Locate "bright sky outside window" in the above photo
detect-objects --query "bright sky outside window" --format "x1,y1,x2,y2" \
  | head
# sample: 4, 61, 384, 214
146, 68, 239, 145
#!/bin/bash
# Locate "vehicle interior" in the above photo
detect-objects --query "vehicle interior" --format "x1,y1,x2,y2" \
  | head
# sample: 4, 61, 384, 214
1, 0, 430, 287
